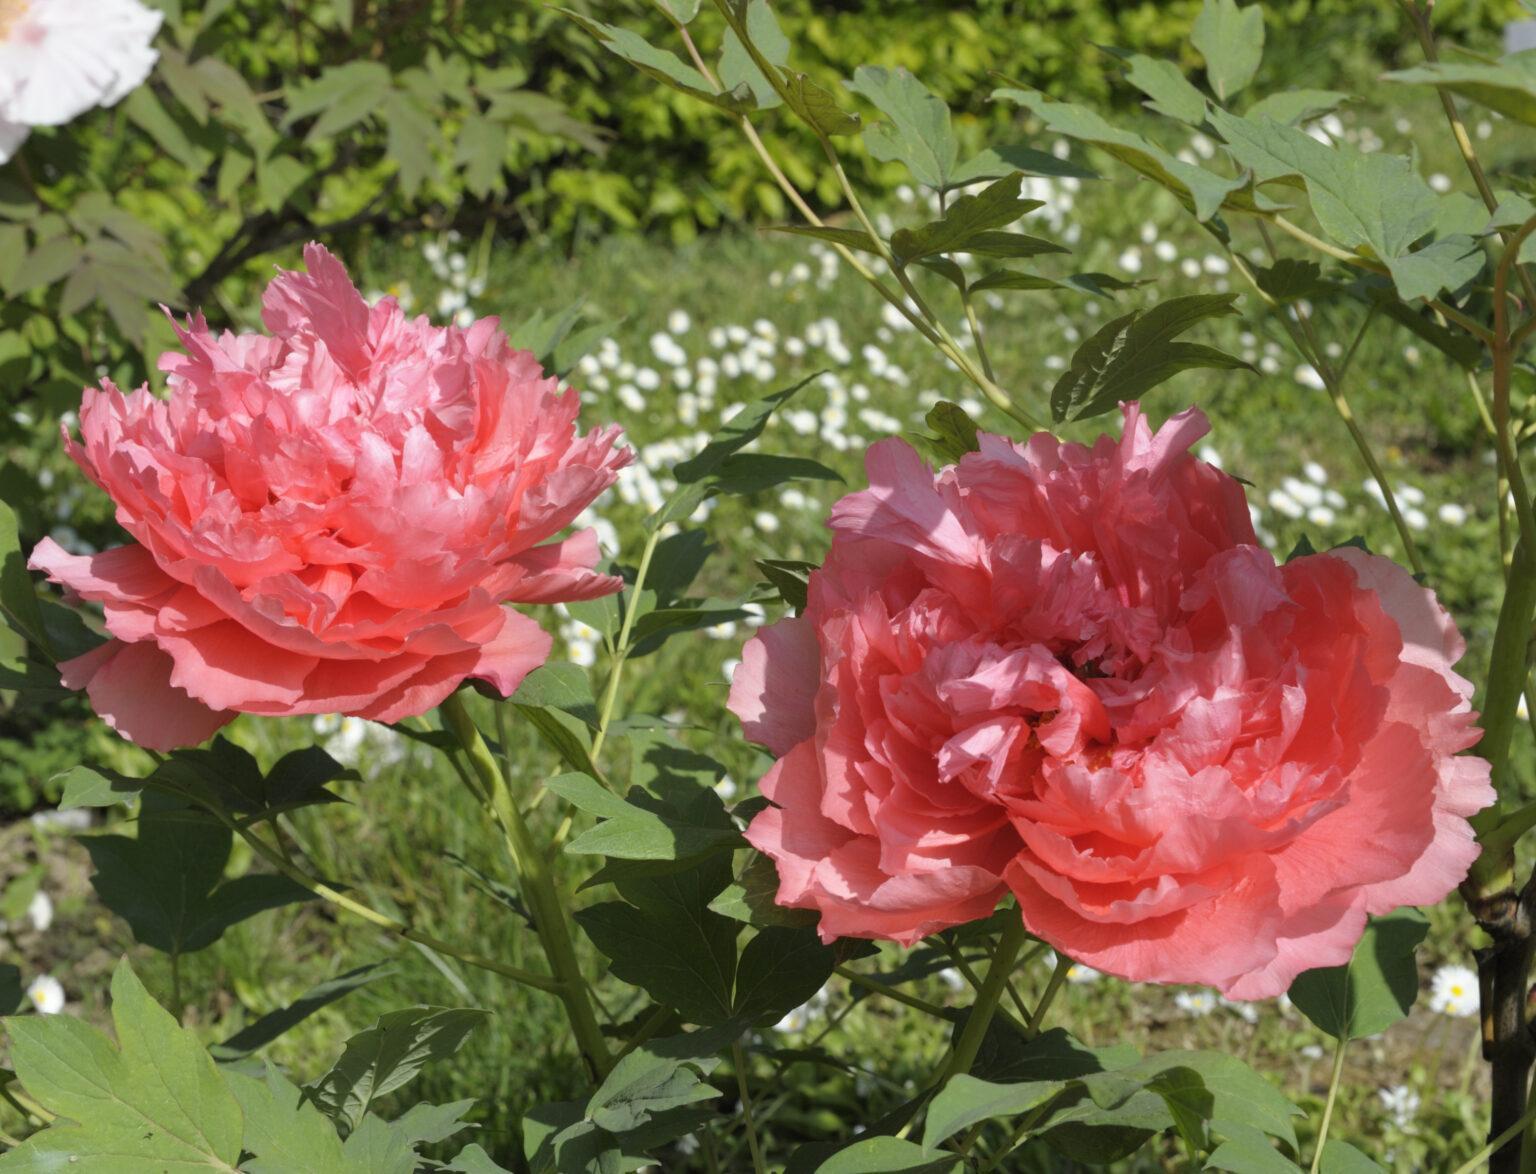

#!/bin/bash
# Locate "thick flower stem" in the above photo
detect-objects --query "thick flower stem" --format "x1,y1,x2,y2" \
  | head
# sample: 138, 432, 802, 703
440, 693, 613, 1081
1481, 890, 1536, 1174
941, 916, 1030, 1083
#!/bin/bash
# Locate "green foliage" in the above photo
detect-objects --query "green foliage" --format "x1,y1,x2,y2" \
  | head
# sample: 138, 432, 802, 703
1287, 910, 1430, 1040
84, 799, 315, 957
1050, 293, 1251, 422
0, 960, 499, 1172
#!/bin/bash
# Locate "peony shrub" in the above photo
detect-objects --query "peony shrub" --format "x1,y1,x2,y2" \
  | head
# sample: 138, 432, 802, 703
4, 0, 1536, 1171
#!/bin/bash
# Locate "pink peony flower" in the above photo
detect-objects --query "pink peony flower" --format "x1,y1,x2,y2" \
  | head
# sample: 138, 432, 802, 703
730, 404, 1492, 998
31, 243, 629, 751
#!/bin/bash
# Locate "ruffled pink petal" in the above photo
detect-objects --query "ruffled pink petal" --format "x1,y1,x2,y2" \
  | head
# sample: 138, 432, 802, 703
61, 639, 233, 751
729, 615, 819, 756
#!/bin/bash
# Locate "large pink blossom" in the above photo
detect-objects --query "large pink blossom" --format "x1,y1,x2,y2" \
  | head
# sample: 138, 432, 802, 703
32, 243, 629, 751
730, 404, 1492, 998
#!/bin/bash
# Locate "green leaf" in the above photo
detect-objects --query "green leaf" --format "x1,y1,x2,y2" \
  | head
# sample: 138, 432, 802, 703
767, 224, 882, 254
559, 771, 743, 862
847, 66, 959, 190
1384, 234, 1485, 303
1318, 1139, 1387, 1172
815, 1137, 961, 1173
584, 1020, 739, 1135
1209, 109, 1436, 262
513, 663, 600, 730
0, 966, 19, 1016
710, 850, 817, 928
213, 964, 388, 1063
655, 373, 824, 527
755, 560, 816, 613
1359, 279, 1483, 370
1050, 293, 1251, 422
307, 1007, 489, 1134
732, 926, 835, 1026
230, 1065, 362, 1174
454, 112, 507, 200
968, 268, 1141, 298
781, 71, 861, 136
718, 0, 788, 110
922, 1074, 1063, 1148
563, 10, 751, 114
890, 173, 1047, 264
656, 0, 702, 20
1206, 1124, 1304, 1172
1287, 909, 1429, 1040
0, 960, 243, 1170
905, 400, 981, 467
577, 856, 739, 1025
84, 804, 314, 956
0, 501, 51, 660
383, 90, 438, 198
1123, 54, 1208, 124
442, 1143, 514, 1173
995, 90, 1252, 221
1086, 1051, 1302, 1153
1192, 0, 1265, 101
123, 87, 206, 171
1244, 89, 1348, 126
1385, 57, 1536, 128
284, 62, 391, 140
1253, 257, 1331, 303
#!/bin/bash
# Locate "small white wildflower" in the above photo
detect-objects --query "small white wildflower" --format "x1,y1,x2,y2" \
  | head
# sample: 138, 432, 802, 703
27, 891, 53, 934
1429, 964, 1478, 1017
1174, 990, 1217, 1017
1294, 364, 1327, 391
26, 975, 63, 1015
668, 309, 691, 335
1438, 503, 1469, 526
1378, 1084, 1421, 1128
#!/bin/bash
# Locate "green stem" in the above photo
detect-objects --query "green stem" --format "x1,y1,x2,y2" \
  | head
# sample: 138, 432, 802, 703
1244, 222, 1426, 575
195, 793, 562, 993
732, 1042, 768, 1174
1471, 539, 1536, 854
1309, 1037, 1348, 1174
834, 965, 952, 1020
961, 287, 998, 384
440, 693, 612, 1080
941, 916, 1030, 1083
0, 1083, 50, 1125
590, 525, 660, 765
1025, 954, 1071, 1039
1469, 1104, 1536, 1174
169, 951, 183, 1021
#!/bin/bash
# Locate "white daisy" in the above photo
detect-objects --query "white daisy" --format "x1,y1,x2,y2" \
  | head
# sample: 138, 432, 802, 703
25, 974, 63, 1014
1429, 964, 1478, 1018
0, 0, 163, 163
1174, 990, 1217, 1017
1378, 1084, 1421, 1128
27, 889, 52, 933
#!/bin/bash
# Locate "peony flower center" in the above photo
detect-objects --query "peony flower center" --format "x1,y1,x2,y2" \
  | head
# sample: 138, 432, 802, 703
0, 0, 29, 40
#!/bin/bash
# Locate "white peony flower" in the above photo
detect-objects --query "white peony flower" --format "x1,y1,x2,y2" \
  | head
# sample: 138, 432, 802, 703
1429, 964, 1478, 1018
0, 0, 163, 163
25, 974, 63, 1014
